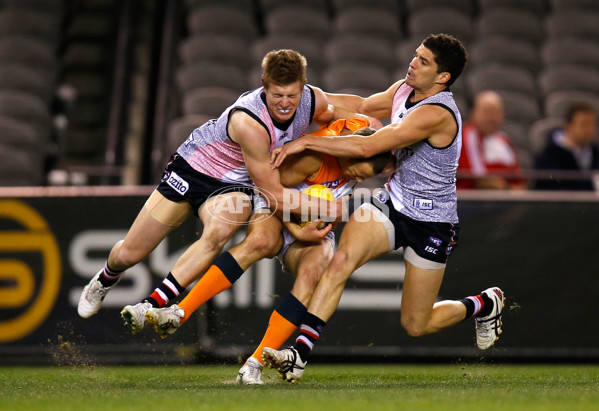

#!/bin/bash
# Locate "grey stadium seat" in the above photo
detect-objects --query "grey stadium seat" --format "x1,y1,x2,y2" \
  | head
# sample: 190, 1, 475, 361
61, 71, 110, 99
470, 37, 540, 74
323, 64, 391, 93
179, 34, 252, 68
404, 0, 474, 16
495, 90, 542, 128
539, 66, 599, 96
544, 91, 599, 118
466, 65, 538, 98
332, 0, 401, 14
176, 62, 248, 94
408, 7, 474, 45
334, 8, 402, 43
0, 9, 61, 44
0, 144, 44, 186
62, 43, 113, 69
260, 0, 329, 15
477, 0, 547, 15
182, 87, 239, 117
475, 8, 544, 46
542, 38, 599, 70
187, 6, 259, 38
0, 90, 52, 140
252, 36, 325, 71
0, 65, 54, 102
66, 13, 115, 40
0, 37, 57, 70
545, 11, 599, 41
326, 36, 397, 72
549, 0, 599, 11
184, 0, 254, 13
264, 7, 331, 40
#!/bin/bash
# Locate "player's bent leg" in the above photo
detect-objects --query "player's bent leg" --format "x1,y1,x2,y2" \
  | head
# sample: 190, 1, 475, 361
228, 212, 283, 268
284, 239, 334, 304
78, 191, 189, 319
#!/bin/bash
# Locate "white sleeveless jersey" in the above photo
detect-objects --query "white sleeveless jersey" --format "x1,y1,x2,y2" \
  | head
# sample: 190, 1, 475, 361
387, 82, 462, 224
176, 86, 315, 185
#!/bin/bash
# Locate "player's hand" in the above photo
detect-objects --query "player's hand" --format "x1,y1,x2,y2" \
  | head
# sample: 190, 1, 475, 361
287, 220, 333, 242
270, 138, 307, 169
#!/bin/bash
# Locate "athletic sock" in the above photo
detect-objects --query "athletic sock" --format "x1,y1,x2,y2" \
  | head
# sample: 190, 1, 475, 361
294, 312, 326, 363
98, 262, 124, 287
251, 293, 307, 364
145, 272, 185, 308
177, 252, 243, 323
459, 293, 494, 319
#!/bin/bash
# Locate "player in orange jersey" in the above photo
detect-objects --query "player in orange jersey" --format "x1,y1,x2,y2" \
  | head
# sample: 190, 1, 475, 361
143, 120, 395, 384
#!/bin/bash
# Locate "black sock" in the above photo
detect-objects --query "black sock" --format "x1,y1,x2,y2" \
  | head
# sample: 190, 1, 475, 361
477, 293, 494, 318
294, 312, 326, 362
98, 262, 124, 287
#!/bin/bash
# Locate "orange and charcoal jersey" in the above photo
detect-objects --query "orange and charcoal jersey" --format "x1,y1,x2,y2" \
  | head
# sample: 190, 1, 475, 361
299, 118, 370, 197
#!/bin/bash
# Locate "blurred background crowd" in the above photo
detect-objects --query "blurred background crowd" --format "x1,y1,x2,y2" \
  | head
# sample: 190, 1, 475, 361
0, 0, 598, 190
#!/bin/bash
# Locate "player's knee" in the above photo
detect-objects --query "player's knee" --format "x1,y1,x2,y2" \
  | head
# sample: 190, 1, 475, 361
246, 230, 281, 258
203, 223, 239, 252
328, 248, 352, 277
112, 240, 144, 268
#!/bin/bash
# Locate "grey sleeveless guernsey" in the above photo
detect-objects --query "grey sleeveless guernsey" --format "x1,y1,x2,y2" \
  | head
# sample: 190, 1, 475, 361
176, 86, 315, 186
387, 82, 462, 224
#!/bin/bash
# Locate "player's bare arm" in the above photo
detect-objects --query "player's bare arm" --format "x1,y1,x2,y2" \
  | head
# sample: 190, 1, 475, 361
326, 80, 404, 120
271, 104, 456, 167
278, 150, 323, 187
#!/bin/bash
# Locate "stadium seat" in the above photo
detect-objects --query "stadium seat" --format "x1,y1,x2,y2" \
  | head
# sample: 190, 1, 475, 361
61, 71, 110, 99
477, 0, 547, 15
0, 9, 61, 43
182, 87, 239, 117
528, 117, 563, 156
187, 6, 259, 38
0, 144, 44, 186
544, 11, 599, 41
544, 91, 599, 118
66, 12, 115, 40
541, 38, 599, 70
495, 90, 542, 128
539, 66, 599, 96
396, 37, 425, 70
0, 116, 42, 151
0, 90, 52, 140
332, 0, 401, 14
62, 127, 105, 157
408, 7, 473, 45
322, 64, 391, 93
469, 36, 540, 74
260, 0, 330, 15
548, 0, 599, 11
62, 43, 113, 70
183, 0, 255, 13
252, 35, 325, 71
466, 65, 538, 99
0, 37, 57, 70
0, 65, 54, 102
179, 34, 252, 68
475, 8, 544, 46
404, 0, 474, 16
176, 62, 248, 94
334, 8, 402, 43
264, 6, 331, 40
326, 36, 397, 72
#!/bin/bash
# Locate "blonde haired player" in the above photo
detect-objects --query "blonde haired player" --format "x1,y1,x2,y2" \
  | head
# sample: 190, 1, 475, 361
143, 119, 395, 385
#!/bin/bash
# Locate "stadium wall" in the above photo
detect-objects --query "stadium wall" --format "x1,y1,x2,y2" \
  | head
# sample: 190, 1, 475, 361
0, 187, 598, 365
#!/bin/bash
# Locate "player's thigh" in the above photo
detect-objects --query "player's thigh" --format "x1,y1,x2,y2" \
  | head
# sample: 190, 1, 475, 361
285, 239, 334, 279
335, 205, 393, 269
400, 259, 445, 322
122, 190, 191, 253
199, 192, 252, 232
243, 211, 284, 256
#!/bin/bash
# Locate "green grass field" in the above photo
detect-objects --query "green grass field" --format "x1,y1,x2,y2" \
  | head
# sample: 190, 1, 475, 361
1, 364, 598, 410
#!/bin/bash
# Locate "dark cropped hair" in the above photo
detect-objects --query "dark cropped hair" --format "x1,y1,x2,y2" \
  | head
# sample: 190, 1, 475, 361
422, 33, 467, 86
350, 127, 395, 174
261, 49, 307, 88
565, 101, 596, 124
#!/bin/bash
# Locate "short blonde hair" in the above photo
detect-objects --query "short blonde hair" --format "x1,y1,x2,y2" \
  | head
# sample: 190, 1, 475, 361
261, 49, 307, 88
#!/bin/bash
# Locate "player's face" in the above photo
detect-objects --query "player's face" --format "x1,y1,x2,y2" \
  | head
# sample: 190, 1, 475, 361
406, 45, 446, 90
264, 81, 303, 123
342, 162, 377, 183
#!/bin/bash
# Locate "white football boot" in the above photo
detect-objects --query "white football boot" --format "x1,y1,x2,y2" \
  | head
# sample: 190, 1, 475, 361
77, 269, 121, 318
145, 304, 185, 338
236, 357, 264, 385
120, 302, 153, 334
475, 287, 505, 349
262, 347, 306, 382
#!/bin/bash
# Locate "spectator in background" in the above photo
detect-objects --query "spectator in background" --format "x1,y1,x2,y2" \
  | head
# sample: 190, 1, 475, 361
534, 102, 599, 191
458, 90, 526, 189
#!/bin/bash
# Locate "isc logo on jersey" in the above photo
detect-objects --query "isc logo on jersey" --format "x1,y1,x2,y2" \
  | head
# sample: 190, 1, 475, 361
166, 171, 189, 195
